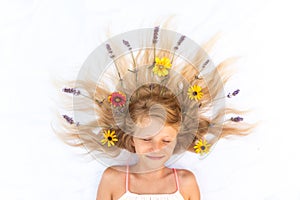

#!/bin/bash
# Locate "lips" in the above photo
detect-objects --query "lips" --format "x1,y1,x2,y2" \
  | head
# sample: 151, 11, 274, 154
146, 155, 165, 160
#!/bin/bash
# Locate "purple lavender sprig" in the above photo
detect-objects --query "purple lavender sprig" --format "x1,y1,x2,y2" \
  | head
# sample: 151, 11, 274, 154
232, 89, 240, 96
177, 35, 186, 45
171, 35, 186, 63
230, 116, 243, 122
174, 35, 186, 50
122, 40, 132, 50
202, 59, 210, 69
106, 44, 115, 59
62, 88, 81, 96
106, 43, 122, 82
153, 26, 159, 44
227, 89, 240, 98
123, 39, 137, 82
62, 115, 79, 126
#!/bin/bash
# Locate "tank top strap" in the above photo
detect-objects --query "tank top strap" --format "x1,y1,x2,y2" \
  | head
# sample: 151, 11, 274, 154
173, 168, 180, 190
125, 165, 129, 192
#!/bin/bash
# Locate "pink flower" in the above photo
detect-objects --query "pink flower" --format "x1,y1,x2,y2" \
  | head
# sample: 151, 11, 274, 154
108, 92, 126, 107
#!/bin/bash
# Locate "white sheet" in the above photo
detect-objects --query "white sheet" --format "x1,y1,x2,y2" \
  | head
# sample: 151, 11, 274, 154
1, 0, 299, 199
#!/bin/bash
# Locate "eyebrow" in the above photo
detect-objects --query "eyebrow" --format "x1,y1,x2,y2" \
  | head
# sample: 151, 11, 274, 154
137, 134, 174, 138
135, 130, 177, 138
148, 135, 175, 139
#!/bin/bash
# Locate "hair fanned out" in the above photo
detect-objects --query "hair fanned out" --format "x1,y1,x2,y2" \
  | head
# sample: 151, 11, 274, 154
52, 23, 254, 161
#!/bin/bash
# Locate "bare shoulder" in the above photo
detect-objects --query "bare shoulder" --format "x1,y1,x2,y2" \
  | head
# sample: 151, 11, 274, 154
176, 169, 197, 185
103, 165, 126, 176
96, 166, 126, 200
176, 169, 201, 200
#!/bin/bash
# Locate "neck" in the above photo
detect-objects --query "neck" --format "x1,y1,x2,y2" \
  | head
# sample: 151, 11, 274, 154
131, 165, 168, 180
130, 158, 168, 176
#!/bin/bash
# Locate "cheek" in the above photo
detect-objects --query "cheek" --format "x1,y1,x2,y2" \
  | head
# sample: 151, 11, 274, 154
165, 141, 177, 153
133, 140, 148, 154
157, 141, 177, 155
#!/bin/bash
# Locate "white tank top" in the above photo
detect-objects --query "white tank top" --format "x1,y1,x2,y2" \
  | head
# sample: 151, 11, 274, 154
118, 166, 185, 200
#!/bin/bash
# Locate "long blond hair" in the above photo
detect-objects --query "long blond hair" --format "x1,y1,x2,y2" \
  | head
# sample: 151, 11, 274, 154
52, 22, 253, 160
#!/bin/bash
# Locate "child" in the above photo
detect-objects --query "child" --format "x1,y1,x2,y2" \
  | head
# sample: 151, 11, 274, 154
54, 24, 252, 199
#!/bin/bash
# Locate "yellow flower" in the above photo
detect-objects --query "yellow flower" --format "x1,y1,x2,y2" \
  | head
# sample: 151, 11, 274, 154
152, 57, 172, 77
101, 129, 118, 147
194, 139, 211, 155
188, 85, 203, 101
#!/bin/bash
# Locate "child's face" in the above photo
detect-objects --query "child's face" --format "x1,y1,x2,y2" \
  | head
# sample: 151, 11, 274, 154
132, 122, 178, 163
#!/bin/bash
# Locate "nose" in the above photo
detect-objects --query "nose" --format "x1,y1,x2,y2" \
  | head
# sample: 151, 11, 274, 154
150, 141, 164, 152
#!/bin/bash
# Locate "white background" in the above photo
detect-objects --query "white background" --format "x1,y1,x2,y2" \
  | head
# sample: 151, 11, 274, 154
1, 0, 300, 199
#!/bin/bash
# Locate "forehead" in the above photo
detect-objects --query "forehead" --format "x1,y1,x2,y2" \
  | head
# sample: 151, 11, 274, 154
134, 118, 178, 138
156, 126, 178, 138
